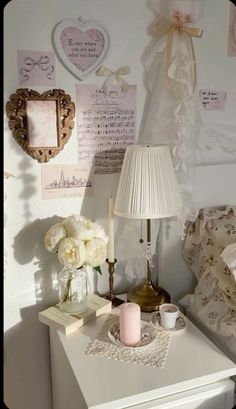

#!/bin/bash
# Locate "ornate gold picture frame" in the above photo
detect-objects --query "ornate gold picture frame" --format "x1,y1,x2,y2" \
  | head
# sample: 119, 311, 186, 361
6, 88, 75, 162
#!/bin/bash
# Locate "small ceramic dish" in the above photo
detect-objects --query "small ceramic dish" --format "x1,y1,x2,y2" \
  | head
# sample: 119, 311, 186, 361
151, 312, 187, 333
108, 320, 157, 349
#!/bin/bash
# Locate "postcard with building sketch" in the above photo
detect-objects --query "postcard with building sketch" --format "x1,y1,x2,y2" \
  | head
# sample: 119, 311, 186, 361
41, 164, 94, 199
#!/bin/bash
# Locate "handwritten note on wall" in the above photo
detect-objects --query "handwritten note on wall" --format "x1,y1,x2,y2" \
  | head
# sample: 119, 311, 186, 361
199, 89, 227, 111
76, 84, 136, 174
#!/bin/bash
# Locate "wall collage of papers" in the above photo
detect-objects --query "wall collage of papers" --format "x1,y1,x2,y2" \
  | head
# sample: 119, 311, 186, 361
14, 2, 236, 201
16, 16, 137, 200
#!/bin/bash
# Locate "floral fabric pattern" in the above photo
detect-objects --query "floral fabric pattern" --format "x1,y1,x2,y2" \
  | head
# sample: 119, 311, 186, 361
182, 206, 236, 337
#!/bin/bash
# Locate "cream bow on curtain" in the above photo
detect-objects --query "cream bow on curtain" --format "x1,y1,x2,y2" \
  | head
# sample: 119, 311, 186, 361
153, 12, 203, 93
139, 0, 205, 226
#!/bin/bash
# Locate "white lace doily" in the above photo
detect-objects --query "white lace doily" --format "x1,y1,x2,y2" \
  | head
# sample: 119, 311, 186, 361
85, 314, 171, 368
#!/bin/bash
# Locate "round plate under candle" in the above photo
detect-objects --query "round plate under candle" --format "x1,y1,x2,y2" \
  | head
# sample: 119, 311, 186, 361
108, 320, 156, 349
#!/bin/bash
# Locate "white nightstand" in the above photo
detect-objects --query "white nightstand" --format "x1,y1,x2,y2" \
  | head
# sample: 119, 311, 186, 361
45, 301, 236, 409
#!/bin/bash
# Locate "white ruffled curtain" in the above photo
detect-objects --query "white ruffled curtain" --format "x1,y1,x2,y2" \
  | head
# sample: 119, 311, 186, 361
139, 0, 206, 224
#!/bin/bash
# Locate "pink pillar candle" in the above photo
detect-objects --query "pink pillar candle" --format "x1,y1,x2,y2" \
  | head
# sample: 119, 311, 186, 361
119, 302, 141, 347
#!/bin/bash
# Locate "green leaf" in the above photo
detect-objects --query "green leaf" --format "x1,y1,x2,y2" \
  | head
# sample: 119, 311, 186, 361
94, 265, 102, 275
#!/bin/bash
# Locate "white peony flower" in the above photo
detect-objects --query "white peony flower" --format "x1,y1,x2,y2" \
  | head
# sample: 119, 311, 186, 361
58, 237, 86, 269
62, 214, 95, 241
44, 223, 67, 253
93, 222, 109, 245
85, 238, 107, 267
45, 214, 108, 274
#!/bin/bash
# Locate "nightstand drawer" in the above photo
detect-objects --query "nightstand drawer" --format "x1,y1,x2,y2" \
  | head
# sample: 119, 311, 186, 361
127, 380, 235, 409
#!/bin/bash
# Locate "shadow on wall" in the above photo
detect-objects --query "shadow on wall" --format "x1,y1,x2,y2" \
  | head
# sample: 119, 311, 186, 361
6, 117, 37, 225
113, 257, 147, 294
110, 217, 148, 295
4, 216, 66, 409
13, 215, 63, 303
17, 156, 37, 224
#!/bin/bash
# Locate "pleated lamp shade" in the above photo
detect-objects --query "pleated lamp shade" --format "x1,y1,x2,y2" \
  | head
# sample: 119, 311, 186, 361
114, 145, 183, 219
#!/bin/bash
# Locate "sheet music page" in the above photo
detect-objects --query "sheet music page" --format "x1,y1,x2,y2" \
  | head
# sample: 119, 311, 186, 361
76, 84, 137, 174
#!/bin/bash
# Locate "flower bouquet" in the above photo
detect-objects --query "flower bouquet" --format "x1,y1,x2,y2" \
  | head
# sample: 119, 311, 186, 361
44, 214, 109, 314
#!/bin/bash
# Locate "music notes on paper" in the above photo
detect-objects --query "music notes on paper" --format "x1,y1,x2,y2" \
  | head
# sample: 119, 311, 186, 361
76, 84, 137, 174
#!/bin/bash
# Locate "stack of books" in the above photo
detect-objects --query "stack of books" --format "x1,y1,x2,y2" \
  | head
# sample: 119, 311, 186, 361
39, 293, 112, 335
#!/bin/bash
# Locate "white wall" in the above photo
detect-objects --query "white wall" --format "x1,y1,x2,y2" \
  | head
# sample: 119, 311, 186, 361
4, 1, 236, 409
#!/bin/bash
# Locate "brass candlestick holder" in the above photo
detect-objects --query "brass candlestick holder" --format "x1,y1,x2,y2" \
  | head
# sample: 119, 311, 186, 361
105, 258, 124, 307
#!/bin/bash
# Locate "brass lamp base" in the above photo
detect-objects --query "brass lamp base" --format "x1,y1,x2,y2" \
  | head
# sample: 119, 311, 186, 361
127, 281, 170, 312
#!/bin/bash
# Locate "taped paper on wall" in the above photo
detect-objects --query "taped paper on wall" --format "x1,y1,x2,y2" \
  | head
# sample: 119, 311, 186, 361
76, 84, 137, 174
199, 89, 227, 111
41, 164, 94, 199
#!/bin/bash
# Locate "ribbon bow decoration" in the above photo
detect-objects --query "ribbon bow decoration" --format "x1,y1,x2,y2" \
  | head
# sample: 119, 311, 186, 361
153, 12, 203, 93
96, 65, 131, 95
20, 55, 55, 84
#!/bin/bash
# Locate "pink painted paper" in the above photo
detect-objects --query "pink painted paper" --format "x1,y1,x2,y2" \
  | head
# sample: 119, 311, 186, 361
17, 50, 56, 86
228, 3, 236, 57
60, 27, 105, 72
41, 164, 94, 199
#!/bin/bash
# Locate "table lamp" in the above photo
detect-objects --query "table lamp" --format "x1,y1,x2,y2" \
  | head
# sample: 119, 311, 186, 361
114, 144, 183, 312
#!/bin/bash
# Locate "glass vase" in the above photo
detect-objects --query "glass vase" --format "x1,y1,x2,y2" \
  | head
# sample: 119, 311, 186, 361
58, 267, 89, 314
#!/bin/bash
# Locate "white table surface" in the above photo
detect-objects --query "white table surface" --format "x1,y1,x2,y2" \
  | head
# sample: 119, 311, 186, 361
54, 304, 236, 409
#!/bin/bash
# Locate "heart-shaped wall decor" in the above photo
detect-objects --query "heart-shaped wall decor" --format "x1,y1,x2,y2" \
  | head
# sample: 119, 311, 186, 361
53, 18, 110, 80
